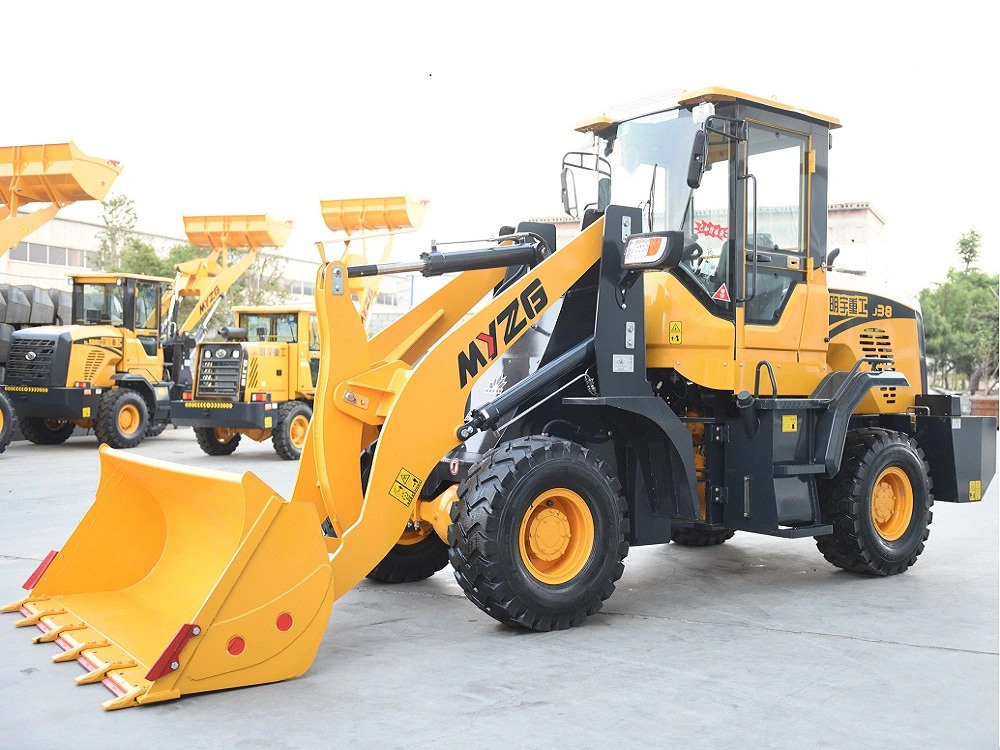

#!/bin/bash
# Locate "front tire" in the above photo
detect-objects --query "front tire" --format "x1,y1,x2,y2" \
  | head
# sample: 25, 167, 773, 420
94, 389, 149, 449
0, 392, 15, 454
194, 426, 241, 456
449, 436, 629, 631
20, 416, 75, 445
273, 401, 312, 460
816, 428, 933, 576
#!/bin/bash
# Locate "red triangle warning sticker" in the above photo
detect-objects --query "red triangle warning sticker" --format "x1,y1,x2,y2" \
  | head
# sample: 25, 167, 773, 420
712, 283, 731, 302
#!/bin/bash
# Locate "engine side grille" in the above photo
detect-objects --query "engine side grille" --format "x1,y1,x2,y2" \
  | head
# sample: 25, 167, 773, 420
83, 350, 106, 382
195, 350, 243, 400
5, 337, 57, 386
860, 327, 897, 406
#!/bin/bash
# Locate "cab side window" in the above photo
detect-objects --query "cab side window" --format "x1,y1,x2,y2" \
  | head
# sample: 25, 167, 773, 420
308, 314, 320, 351
745, 123, 809, 325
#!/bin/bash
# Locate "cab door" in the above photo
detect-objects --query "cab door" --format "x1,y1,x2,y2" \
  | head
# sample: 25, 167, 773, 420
735, 120, 828, 397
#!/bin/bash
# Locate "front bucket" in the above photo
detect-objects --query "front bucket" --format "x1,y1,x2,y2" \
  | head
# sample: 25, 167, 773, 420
0, 141, 122, 205
2, 446, 334, 710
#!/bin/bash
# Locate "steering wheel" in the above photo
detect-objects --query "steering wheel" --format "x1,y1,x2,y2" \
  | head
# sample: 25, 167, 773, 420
682, 240, 703, 261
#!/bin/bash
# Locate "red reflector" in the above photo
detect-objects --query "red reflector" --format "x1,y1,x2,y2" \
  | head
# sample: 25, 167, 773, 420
22, 550, 58, 590
251, 393, 266, 402
276, 613, 293, 632
182, 391, 193, 400
145, 623, 201, 681
227, 636, 246, 656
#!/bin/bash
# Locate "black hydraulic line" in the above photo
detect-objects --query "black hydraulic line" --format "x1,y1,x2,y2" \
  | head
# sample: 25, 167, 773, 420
457, 337, 595, 441
348, 242, 549, 279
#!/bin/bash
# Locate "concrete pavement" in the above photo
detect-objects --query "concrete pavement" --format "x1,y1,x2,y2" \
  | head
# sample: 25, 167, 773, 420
0, 429, 996, 749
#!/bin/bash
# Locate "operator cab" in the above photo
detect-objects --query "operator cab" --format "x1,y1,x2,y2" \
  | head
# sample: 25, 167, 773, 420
562, 86, 842, 395
70, 273, 171, 356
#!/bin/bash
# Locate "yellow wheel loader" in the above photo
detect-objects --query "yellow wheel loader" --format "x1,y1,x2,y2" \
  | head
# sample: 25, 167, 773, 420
0, 142, 122, 455
173, 304, 320, 460
3, 88, 996, 710
167, 196, 428, 460
1, 215, 291, 449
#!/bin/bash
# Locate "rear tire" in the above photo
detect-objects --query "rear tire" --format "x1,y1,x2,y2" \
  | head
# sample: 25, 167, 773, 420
94, 389, 149, 449
20, 416, 75, 445
194, 426, 241, 456
0, 392, 15, 455
449, 436, 629, 631
670, 527, 736, 546
273, 401, 312, 460
816, 428, 932, 576
367, 533, 450, 583
146, 420, 168, 438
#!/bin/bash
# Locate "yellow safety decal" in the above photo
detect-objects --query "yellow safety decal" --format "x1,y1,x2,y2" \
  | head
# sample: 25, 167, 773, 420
669, 321, 682, 345
82, 407, 91, 418
4, 385, 49, 393
184, 402, 234, 409
782, 415, 798, 432
264, 416, 273, 428
970, 480, 982, 502
389, 468, 422, 507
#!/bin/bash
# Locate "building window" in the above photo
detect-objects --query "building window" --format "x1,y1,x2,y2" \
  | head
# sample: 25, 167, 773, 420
84, 251, 98, 270
67, 248, 84, 267
11, 242, 28, 261
28, 244, 47, 264
49, 246, 67, 265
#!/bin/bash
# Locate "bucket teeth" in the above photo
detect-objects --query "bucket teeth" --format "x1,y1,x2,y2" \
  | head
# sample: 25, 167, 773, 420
75, 659, 138, 686
33, 622, 86, 644
15, 608, 65, 627
0, 596, 46, 614
51, 640, 110, 663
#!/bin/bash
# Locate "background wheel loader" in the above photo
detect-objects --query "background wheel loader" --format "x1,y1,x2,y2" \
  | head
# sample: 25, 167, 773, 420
1, 214, 291, 449
0, 142, 122, 455
3, 87, 996, 710
168, 196, 428, 460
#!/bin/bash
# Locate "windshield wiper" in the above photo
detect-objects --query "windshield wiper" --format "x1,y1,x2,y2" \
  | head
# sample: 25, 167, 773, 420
640, 163, 658, 232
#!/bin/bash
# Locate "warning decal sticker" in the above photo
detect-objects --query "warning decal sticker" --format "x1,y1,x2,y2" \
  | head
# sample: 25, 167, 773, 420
712, 284, 731, 302
669, 321, 682, 345
969, 480, 982, 502
390, 467, 423, 507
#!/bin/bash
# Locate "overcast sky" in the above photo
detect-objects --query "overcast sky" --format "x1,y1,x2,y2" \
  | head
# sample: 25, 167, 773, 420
7, 0, 996, 294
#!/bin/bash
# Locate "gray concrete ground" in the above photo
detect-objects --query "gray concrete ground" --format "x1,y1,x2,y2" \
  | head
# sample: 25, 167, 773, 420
0, 428, 997, 749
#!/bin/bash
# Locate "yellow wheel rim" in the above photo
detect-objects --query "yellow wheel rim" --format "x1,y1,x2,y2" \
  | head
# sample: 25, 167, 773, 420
117, 404, 141, 435
518, 488, 595, 584
0, 407, 4, 433
871, 466, 913, 541
213, 427, 238, 443
289, 413, 309, 449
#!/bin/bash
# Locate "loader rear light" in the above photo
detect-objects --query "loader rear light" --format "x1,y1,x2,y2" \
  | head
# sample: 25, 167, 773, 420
182, 391, 193, 400
74, 381, 90, 389
250, 392, 270, 402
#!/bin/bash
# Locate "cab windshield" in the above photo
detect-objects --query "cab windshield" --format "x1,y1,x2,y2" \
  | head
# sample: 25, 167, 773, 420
603, 108, 702, 234
73, 283, 124, 326
602, 107, 733, 307
241, 313, 299, 343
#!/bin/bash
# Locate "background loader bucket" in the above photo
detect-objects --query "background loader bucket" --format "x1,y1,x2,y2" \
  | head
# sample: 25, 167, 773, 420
1, 141, 122, 252
183, 213, 293, 251
320, 195, 427, 235
2, 446, 333, 710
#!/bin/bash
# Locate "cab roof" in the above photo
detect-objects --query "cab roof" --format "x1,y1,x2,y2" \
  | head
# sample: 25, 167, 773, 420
575, 85, 841, 136
232, 304, 315, 315
69, 272, 173, 284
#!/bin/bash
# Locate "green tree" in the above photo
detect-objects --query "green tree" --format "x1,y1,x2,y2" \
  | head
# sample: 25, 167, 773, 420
94, 194, 138, 270
920, 230, 999, 394
213, 250, 291, 327
956, 228, 982, 272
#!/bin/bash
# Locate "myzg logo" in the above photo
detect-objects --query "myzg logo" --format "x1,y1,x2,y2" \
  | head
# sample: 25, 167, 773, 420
458, 279, 548, 388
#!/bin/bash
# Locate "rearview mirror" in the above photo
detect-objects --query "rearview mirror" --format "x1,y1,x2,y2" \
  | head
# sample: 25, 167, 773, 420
561, 167, 578, 219
687, 130, 708, 189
